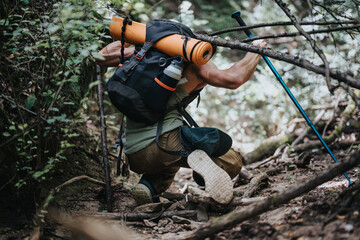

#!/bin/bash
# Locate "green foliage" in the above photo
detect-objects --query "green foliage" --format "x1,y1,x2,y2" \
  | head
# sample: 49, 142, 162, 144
0, 0, 107, 195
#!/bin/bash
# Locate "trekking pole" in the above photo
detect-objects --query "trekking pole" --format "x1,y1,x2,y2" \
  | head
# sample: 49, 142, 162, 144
231, 11, 354, 186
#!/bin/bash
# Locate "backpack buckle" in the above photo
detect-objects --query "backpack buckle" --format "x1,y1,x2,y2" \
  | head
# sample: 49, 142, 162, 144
135, 50, 146, 60
135, 42, 153, 60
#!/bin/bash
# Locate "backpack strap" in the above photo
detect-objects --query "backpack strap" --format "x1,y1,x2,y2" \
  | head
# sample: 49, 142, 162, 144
155, 118, 191, 157
177, 89, 201, 127
155, 89, 202, 156
119, 42, 154, 82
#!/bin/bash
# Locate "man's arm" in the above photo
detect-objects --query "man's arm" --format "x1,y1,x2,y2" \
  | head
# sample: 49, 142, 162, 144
184, 40, 267, 91
96, 41, 134, 67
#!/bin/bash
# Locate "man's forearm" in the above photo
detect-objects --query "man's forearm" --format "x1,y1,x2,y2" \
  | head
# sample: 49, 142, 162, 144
96, 41, 135, 67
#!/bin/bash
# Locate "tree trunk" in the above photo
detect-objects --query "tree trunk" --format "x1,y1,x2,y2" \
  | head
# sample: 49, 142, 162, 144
245, 133, 293, 164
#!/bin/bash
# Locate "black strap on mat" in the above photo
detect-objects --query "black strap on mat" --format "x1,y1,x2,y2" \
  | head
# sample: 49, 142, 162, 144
120, 17, 132, 64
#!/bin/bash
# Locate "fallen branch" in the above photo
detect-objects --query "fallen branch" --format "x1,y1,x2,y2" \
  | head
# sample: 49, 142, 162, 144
161, 192, 265, 207
293, 140, 360, 153
291, 99, 356, 153
69, 209, 197, 222
242, 172, 269, 198
247, 153, 281, 170
183, 149, 360, 240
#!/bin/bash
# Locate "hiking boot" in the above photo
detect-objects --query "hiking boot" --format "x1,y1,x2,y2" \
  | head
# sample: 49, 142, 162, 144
192, 171, 205, 187
131, 178, 159, 205
187, 149, 233, 204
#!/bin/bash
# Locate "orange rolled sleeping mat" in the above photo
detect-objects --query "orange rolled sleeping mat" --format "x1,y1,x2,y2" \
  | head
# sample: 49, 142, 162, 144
110, 17, 213, 65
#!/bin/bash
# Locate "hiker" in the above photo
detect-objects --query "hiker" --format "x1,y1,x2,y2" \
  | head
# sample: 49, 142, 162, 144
97, 38, 267, 205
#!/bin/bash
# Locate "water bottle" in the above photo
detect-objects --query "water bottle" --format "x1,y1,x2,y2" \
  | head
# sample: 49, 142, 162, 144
163, 58, 184, 81
147, 57, 184, 113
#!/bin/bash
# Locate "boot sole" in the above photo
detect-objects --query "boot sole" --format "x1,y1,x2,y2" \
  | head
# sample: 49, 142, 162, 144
187, 149, 233, 204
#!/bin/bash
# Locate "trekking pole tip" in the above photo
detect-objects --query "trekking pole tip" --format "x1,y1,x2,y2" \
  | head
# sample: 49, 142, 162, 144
348, 180, 355, 187
231, 11, 241, 18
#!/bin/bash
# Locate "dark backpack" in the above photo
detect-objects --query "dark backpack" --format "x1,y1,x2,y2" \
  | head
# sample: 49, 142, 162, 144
106, 18, 199, 125
107, 18, 203, 175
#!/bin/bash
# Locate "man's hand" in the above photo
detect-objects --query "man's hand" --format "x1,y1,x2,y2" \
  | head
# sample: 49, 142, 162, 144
251, 39, 267, 48
95, 41, 134, 67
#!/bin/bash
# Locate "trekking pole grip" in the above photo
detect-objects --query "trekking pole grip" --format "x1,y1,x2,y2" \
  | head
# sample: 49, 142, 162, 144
231, 11, 253, 37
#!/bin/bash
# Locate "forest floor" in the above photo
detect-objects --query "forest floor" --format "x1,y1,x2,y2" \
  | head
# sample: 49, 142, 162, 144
25, 146, 359, 240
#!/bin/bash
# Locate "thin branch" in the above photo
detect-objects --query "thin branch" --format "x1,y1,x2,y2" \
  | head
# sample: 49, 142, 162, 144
291, 109, 326, 147
0, 174, 17, 192
0, 94, 47, 121
274, 0, 332, 93
209, 20, 359, 36
0, 123, 37, 149
240, 24, 360, 43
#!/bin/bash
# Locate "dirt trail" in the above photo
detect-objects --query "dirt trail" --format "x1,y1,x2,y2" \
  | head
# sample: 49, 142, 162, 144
32, 148, 360, 240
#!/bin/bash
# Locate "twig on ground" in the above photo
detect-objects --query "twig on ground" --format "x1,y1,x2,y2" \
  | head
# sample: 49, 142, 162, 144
291, 109, 326, 148
247, 153, 283, 170
233, 167, 253, 187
